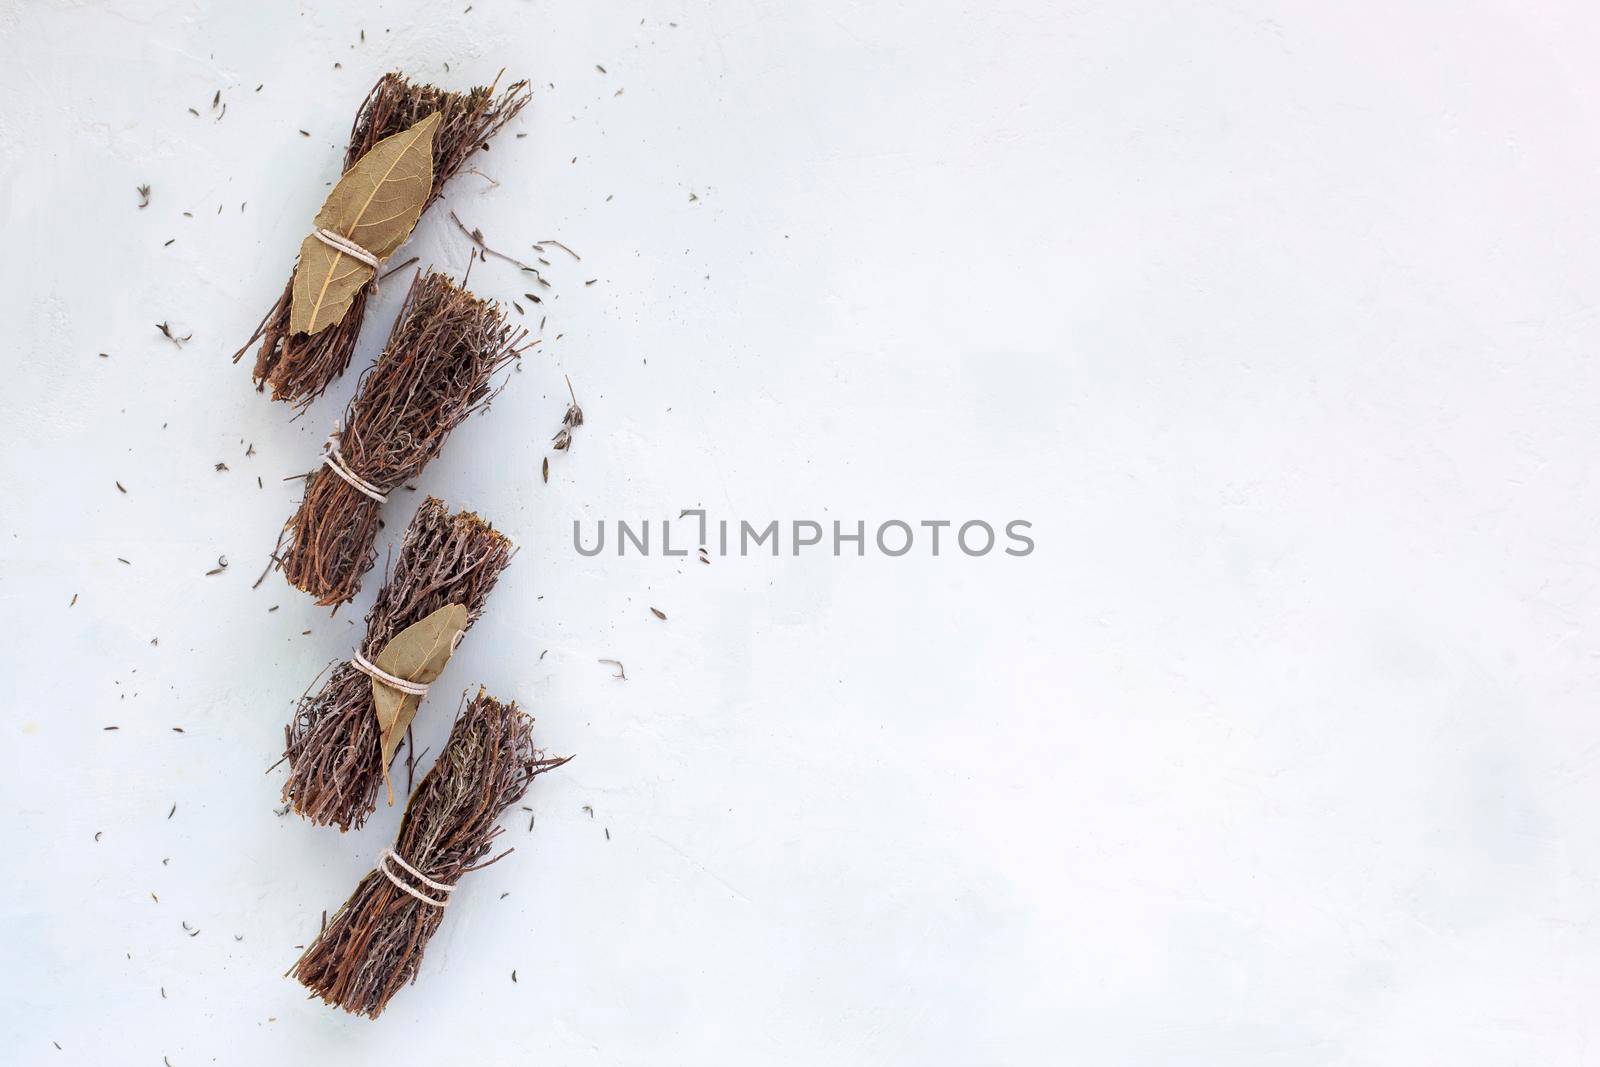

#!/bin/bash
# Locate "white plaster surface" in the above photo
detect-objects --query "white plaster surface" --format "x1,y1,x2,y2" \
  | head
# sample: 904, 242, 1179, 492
4, 1, 1600, 1063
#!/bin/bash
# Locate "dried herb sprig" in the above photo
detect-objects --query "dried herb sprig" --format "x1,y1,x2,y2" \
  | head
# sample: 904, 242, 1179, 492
235, 71, 530, 406
552, 374, 583, 451
278, 269, 525, 606
283, 498, 514, 831
293, 689, 569, 1018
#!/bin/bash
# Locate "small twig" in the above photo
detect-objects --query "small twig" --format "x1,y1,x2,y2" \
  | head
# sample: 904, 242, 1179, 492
534, 238, 581, 261
404, 724, 416, 794
380, 256, 420, 281
553, 376, 583, 451
450, 211, 543, 275
252, 553, 282, 590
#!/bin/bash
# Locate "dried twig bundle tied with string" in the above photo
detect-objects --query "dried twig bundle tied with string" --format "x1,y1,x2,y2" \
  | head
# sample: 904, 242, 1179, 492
294, 689, 570, 1018
283, 497, 514, 831
278, 268, 525, 606
235, 71, 530, 406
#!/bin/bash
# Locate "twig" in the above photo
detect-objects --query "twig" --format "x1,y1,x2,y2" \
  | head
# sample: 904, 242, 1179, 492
380, 256, 420, 281
449, 211, 545, 279
535, 238, 581, 262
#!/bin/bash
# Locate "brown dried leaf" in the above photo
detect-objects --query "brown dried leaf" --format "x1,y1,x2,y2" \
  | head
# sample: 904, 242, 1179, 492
291, 112, 441, 335
370, 602, 467, 796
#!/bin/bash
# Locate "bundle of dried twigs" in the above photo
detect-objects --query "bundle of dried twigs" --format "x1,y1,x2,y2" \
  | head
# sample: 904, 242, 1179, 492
277, 268, 524, 606
293, 689, 569, 1017
283, 497, 515, 831
235, 71, 530, 406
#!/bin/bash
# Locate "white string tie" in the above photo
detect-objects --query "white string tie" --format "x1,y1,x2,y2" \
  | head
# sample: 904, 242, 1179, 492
321, 441, 389, 504
313, 227, 383, 294
377, 847, 455, 908
350, 650, 430, 696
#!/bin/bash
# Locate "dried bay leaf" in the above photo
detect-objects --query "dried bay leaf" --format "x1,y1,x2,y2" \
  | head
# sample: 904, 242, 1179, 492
369, 601, 468, 802
290, 111, 442, 336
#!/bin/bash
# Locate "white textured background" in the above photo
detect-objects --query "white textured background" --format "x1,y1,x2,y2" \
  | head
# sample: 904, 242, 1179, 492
4, 0, 1600, 1063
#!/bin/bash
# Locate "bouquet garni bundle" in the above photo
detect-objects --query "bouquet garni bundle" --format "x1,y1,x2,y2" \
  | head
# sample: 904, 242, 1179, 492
236, 71, 529, 406
278, 268, 523, 606
293, 689, 569, 1017
283, 497, 515, 831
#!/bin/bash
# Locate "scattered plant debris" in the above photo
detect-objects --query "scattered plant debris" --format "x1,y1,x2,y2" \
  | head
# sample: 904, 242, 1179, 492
552, 376, 583, 451
155, 321, 191, 348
